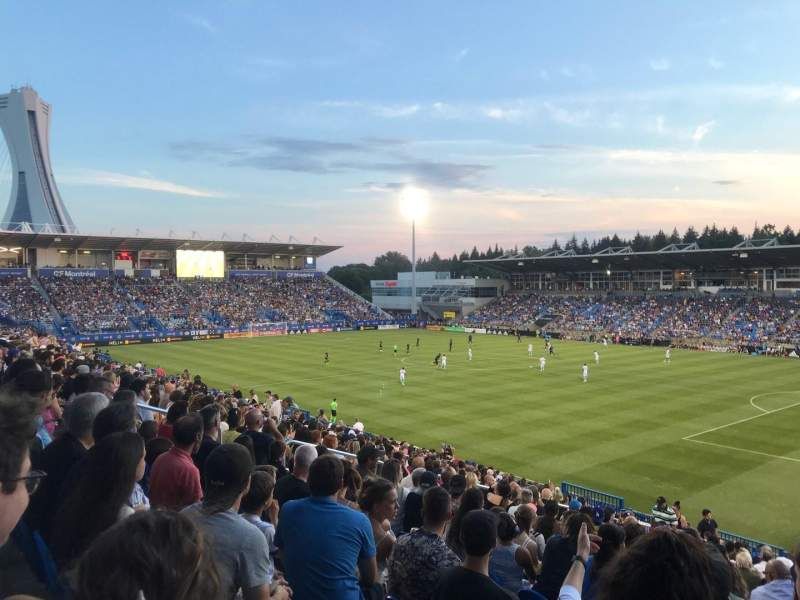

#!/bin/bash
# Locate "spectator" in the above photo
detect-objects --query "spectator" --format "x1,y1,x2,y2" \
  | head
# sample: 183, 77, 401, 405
159, 400, 188, 440
0, 388, 42, 547
276, 454, 377, 599
92, 401, 136, 441
182, 444, 287, 600
651, 495, 678, 526
750, 560, 794, 600
358, 477, 398, 587
387, 486, 460, 600
446, 487, 485, 560
240, 470, 279, 588
433, 509, 509, 600
734, 548, 762, 594
194, 404, 222, 487
535, 512, 595, 600
130, 378, 154, 423
596, 527, 719, 600
356, 444, 380, 480
51, 431, 145, 569
512, 504, 544, 567
76, 510, 220, 600
243, 409, 283, 465
403, 470, 436, 533
28, 392, 109, 541
274, 444, 316, 507
149, 414, 203, 511
697, 508, 719, 540
488, 510, 536, 595
582, 523, 625, 600
754, 545, 793, 579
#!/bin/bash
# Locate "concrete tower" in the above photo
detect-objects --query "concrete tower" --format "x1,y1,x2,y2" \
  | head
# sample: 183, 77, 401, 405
0, 87, 75, 233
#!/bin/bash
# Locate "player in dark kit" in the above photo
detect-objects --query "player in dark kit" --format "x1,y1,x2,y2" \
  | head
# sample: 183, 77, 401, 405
416, 337, 420, 348
449, 339, 453, 352
406, 343, 410, 354
433, 353, 441, 366
379, 340, 383, 352
324, 352, 329, 364
468, 334, 473, 345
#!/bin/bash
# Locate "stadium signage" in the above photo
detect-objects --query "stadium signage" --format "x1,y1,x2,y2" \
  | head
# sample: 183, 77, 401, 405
0, 267, 29, 276
377, 324, 399, 330
38, 268, 110, 278
228, 270, 322, 280
105, 333, 224, 345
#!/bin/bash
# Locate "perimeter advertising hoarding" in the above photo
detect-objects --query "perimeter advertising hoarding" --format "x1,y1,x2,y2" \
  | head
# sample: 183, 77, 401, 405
105, 333, 224, 346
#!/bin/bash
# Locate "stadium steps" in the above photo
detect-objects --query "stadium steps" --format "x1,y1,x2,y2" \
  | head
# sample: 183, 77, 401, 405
30, 273, 66, 330
324, 274, 392, 319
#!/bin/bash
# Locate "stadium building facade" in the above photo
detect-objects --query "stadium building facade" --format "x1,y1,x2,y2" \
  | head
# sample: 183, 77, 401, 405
370, 270, 507, 319
469, 240, 800, 294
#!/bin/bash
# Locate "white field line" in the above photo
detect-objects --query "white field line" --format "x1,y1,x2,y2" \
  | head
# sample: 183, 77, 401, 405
683, 399, 800, 441
749, 391, 800, 414
683, 438, 800, 464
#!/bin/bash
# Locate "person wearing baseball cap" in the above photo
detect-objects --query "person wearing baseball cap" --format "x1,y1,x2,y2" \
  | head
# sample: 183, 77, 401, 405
182, 443, 289, 599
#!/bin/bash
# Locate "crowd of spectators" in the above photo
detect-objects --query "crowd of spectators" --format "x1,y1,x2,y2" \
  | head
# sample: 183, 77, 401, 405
42, 277, 132, 333
1, 328, 798, 599
468, 292, 800, 345
0, 275, 52, 325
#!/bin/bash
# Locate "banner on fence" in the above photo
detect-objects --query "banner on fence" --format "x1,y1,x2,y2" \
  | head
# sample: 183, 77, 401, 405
38, 268, 109, 278
378, 324, 400, 330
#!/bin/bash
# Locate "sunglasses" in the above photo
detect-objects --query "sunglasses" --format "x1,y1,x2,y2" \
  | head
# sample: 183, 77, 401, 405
4, 470, 47, 495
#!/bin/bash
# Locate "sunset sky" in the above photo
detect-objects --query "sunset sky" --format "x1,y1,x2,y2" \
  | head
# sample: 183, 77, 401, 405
2, 1, 800, 267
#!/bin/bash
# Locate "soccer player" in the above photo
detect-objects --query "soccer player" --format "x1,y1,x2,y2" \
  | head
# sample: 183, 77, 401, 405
449, 338, 453, 352
527, 342, 533, 358
433, 353, 441, 367
441, 354, 448, 369
406, 343, 410, 354
468, 333, 473, 345
549, 343, 555, 356
324, 352, 329, 365
539, 356, 546, 373
593, 351, 600, 365
393, 344, 398, 357
467, 347, 473, 361
602, 336, 609, 347
379, 340, 383, 352
582, 363, 589, 383
329, 398, 338, 422
664, 347, 671, 364
399, 367, 407, 386
416, 337, 420, 348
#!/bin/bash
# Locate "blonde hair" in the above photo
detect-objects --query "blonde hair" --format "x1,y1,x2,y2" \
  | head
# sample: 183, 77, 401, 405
553, 487, 564, 503
734, 549, 753, 569
465, 472, 479, 489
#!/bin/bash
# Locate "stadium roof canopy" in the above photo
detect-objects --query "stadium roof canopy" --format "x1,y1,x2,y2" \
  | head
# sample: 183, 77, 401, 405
0, 229, 341, 257
466, 239, 800, 273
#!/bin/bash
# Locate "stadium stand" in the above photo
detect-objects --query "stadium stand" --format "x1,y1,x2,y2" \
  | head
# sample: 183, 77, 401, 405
0, 327, 795, 599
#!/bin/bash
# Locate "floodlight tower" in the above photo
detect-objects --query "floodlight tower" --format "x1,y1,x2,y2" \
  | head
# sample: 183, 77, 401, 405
399, 186, 430, 318
0, 86, 75, 232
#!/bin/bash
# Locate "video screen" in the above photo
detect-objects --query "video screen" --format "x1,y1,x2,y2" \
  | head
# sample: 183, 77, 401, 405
176, 250, 225, 278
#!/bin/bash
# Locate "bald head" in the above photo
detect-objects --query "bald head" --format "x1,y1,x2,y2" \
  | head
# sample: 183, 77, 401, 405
766, 559, 791, 582
245, 409, 264, 431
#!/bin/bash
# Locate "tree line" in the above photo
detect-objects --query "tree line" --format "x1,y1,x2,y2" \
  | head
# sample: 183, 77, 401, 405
328, 223, 799, 298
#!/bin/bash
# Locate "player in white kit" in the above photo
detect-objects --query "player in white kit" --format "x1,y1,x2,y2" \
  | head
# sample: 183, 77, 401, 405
539, 356, 546, 373
664, 347, 671, 364
594, 351, 600, 365
467, 347, 473, 361
582, 363, 589, 383
527, 343, 533, 357
399, 367, 407, 386
440, 354, 447, 369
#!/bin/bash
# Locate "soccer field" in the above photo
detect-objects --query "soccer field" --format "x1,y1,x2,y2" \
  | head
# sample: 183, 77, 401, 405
105, 330, 800, 547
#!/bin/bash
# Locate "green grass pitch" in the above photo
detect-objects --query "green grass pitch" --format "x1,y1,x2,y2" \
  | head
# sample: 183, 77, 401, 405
105, 330, 800, 547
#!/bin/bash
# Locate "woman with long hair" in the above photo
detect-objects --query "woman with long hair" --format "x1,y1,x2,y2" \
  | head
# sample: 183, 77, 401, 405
445, 486, 485, 559
582, 523, 625, 600
76, 510, 220, 600
358, 477, 398, 587
52, 431, 145, 570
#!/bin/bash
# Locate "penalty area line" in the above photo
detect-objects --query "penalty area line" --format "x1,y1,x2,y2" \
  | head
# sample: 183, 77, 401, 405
683, 438, 800, 464
683, 399, 800, 441
749, 391, 800, 414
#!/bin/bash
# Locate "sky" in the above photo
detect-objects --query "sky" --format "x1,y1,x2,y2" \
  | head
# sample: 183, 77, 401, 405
1, 1, 800, 267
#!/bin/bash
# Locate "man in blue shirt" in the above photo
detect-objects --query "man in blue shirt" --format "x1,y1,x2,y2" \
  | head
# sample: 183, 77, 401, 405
276, 454, 377, 599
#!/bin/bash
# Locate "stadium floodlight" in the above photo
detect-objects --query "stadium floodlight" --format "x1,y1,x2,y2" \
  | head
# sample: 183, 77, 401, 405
399, 186, 431, 319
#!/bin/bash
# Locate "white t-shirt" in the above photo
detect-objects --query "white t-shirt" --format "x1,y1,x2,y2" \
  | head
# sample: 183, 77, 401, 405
353, 421, 364, 432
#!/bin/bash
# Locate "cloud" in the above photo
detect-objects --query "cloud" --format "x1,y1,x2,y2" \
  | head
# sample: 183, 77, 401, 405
543, 102, 590, 126
655, 115, 666, 134
170, 136, 489, 188
712, 179, 740, 185
691, 120, 716, 142
484, 107, 523, 121
318, 100, 421, 119
455, 47, 469, 62
649, 58, 671, 71
181, 14, 216, 34
60, 169, 226, 198
708, 57, 725, 70
373, 104, 420, 118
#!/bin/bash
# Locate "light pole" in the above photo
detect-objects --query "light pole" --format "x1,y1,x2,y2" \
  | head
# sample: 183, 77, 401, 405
400, 186, 430, 318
